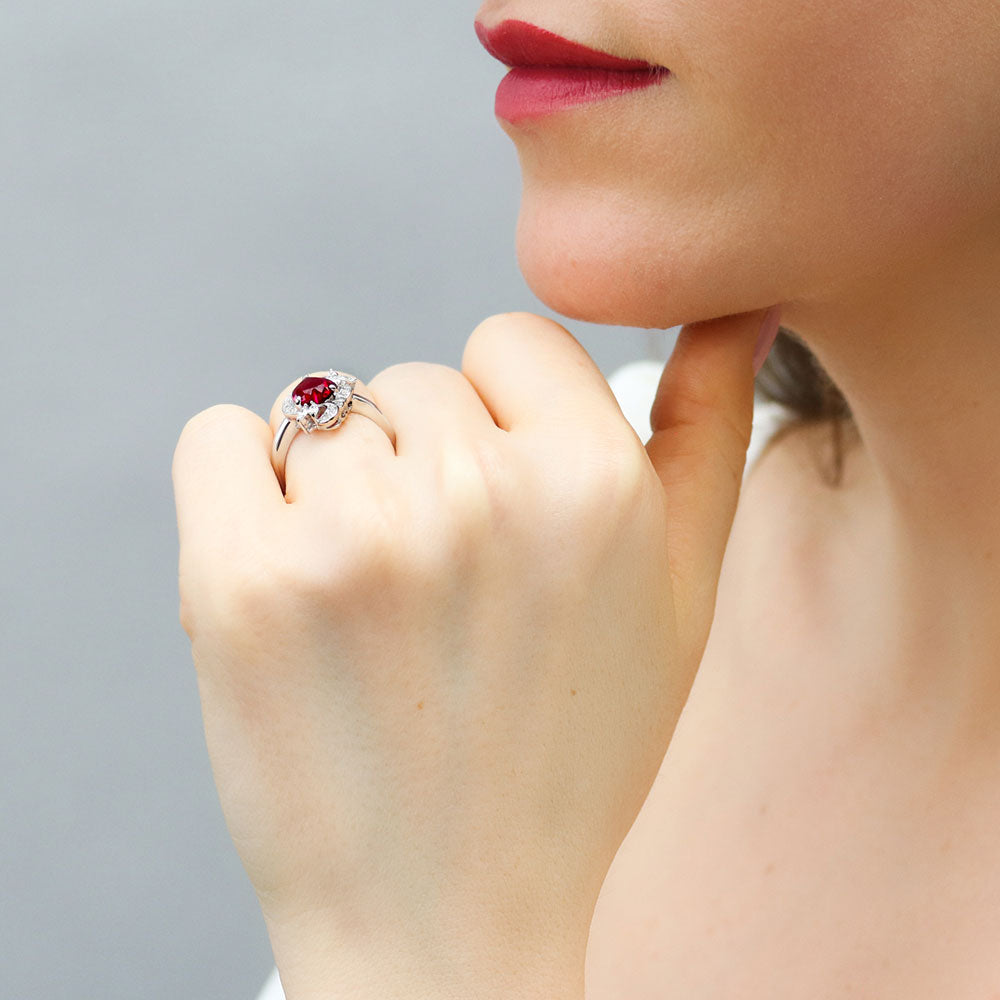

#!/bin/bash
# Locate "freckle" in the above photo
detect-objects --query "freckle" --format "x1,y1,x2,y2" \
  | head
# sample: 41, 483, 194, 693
759, 801, 769, 816
571, 689, 577, 696
417, 701, 424, 710
764, 862, 775, 876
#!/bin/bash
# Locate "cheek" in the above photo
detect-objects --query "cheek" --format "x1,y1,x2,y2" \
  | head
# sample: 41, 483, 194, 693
511, 0, 1000, 324
681, 0, 1000, 279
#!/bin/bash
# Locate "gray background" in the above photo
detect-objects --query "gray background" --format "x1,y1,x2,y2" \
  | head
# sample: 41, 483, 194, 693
0, 2, 674, 997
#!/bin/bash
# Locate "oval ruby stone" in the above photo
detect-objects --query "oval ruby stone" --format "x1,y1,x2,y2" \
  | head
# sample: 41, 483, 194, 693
292, 376, 336, 406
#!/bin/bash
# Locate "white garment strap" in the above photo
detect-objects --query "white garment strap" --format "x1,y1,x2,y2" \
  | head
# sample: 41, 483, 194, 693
255, 967, 285, 1000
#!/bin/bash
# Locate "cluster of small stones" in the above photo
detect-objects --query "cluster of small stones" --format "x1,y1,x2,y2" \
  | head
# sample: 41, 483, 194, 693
283, 374, 356, 431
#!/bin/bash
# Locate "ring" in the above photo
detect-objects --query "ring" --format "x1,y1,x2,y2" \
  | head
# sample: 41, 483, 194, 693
271, 371, 396, 491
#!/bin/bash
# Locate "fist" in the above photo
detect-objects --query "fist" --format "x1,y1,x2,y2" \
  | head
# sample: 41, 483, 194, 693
171, 310, 767, 998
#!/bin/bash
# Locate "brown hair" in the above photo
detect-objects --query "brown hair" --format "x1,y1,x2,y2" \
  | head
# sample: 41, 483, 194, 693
754, 327, 857, 488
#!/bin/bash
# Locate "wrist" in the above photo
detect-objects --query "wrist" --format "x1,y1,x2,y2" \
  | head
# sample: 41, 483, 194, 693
265, 904, 588, 1000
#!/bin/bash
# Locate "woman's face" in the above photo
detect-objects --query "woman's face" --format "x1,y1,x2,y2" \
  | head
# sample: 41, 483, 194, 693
475, 0, 1000, 328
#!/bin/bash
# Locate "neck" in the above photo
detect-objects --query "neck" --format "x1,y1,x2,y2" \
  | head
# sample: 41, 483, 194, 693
781, 228, 1000, 735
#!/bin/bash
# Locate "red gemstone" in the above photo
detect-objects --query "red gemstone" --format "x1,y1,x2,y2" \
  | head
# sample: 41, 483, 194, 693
292, 376, 335, 406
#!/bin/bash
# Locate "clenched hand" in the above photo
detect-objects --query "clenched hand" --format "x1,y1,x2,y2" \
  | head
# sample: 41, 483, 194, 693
172, 308, 778, 1000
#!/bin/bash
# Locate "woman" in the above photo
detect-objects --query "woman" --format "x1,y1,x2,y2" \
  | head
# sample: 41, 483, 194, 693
173, 1, 1000, 997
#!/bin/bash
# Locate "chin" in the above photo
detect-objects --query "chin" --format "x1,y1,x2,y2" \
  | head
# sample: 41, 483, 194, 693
513, 190, 773, 331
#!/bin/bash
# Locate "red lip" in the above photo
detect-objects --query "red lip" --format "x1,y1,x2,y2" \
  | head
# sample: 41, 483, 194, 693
474, 19, 669, 123
474, 19, 658, 70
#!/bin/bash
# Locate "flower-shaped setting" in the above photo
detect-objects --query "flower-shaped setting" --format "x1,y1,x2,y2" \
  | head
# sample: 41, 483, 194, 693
281, 371, 358, 434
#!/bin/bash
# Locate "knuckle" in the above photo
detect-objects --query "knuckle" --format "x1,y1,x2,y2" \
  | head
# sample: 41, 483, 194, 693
177, 403, 245, 447
469, 311, 555, 338
467, 312, 520, 342
463, 312, 541, 366
173, 404, 248, 472
370, 360, 458, 392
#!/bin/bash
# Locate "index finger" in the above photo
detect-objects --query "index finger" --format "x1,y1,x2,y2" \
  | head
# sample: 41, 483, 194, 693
461, 312, 630, 437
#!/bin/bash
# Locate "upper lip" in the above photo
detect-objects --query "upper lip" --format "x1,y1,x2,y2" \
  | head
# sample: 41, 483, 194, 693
474, 19, 663, 71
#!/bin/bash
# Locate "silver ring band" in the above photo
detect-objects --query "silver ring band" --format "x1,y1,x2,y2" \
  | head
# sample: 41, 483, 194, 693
271, 371, 396, 492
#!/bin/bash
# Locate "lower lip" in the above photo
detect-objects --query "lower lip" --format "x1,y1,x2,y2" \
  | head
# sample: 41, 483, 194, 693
495, 66, 668, 123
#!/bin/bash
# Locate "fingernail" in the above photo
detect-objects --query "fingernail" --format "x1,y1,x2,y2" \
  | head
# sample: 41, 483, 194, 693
753, 305, 782, 376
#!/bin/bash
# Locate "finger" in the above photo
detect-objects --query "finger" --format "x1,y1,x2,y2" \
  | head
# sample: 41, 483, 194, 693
268, 371, 396, 504
645, 306, 780, 649
364, 362, 500, 458
461, 313, 629, 438
172, 403, 285, 600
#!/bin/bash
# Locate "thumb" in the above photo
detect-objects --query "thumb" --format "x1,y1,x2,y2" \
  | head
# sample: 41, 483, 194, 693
646, 305, 782, 652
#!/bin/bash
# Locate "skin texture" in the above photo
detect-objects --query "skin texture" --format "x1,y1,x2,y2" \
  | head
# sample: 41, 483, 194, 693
173, 308, 774, 1000
471, 0, 1000, 994
174, 0, 1000, 995
481, 0, 1000, 326
474, 0, 1000, 740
